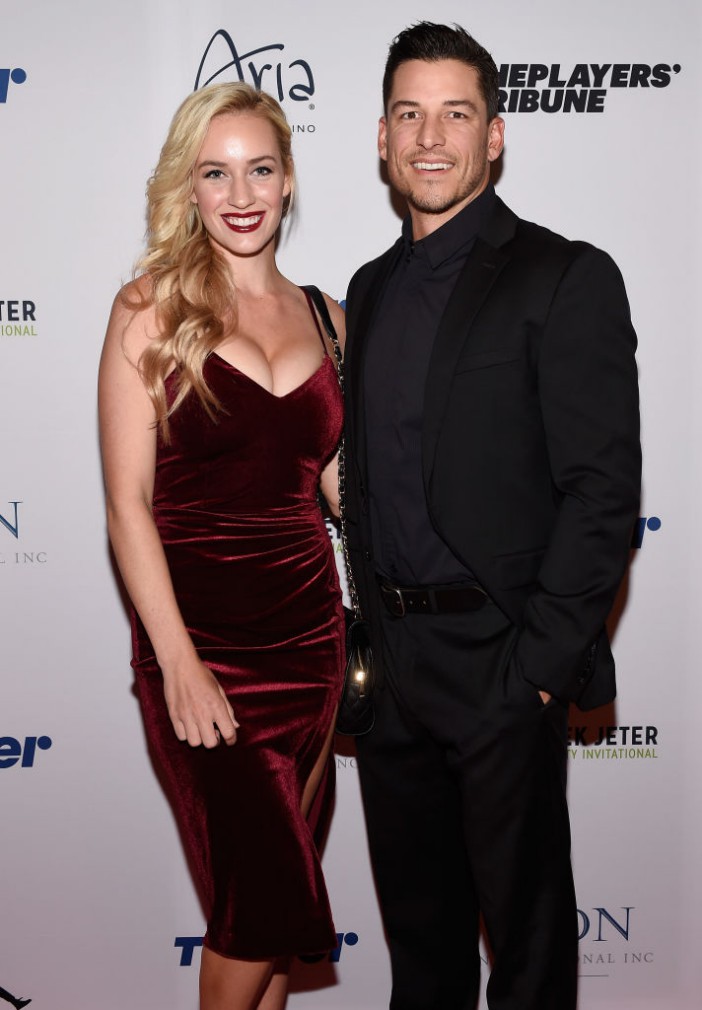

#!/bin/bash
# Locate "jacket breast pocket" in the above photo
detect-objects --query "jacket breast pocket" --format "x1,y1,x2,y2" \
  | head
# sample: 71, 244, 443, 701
455, 348, 522, 373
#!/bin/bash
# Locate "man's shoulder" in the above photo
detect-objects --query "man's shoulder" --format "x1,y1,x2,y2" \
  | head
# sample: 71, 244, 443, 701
495, 203, 630, 311
502, 200, 617, 274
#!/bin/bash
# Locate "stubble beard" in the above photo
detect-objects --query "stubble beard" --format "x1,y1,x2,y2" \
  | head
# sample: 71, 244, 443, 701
391, 154, 489, 218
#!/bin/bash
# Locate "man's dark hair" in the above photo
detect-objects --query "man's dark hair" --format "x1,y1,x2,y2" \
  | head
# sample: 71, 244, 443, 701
382, 22, 499, 121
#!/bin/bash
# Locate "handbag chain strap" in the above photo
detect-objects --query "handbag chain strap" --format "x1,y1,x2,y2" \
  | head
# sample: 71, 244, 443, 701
303, 285, 362, 619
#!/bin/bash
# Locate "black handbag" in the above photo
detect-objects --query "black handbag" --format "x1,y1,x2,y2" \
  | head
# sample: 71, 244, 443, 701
303, 286, 376, 736
337, 610, 375, 736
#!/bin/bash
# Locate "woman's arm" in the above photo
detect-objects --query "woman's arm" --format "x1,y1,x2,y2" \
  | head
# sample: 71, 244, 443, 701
98, 285, 238, 748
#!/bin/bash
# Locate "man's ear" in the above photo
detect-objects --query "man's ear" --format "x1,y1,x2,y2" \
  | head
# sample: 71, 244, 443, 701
487, 117, 505, 163
378, 117, 388, 162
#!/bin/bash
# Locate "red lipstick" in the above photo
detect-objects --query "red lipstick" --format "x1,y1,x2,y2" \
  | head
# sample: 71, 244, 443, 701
221, 211, 266, 233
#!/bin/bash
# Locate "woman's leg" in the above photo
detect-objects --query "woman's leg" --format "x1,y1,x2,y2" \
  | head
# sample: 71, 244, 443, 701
256, 959, 290, 1010
301, 711, 337, 816
200, 713, 338, 1010
199, 947, 274, 1010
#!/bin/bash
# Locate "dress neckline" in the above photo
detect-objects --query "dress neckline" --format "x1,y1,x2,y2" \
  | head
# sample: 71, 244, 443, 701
208, 286, 333, 399
208, 351, 332, 400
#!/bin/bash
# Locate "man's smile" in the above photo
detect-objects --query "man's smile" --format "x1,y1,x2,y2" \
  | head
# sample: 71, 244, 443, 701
411, 160, 454, 171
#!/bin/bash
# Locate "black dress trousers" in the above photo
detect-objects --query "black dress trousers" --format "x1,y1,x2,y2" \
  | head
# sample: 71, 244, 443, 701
355, 598, 578, 1010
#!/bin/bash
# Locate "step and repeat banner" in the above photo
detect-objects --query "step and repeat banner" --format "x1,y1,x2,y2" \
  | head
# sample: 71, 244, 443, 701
2, 1, 700, 1007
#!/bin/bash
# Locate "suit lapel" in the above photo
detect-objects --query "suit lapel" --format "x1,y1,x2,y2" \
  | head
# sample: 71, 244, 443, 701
348, 240, 403, 478
422, 198, 518, 491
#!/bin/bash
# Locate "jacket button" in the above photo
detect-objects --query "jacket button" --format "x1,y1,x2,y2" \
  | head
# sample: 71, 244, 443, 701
364, 550, 372, 561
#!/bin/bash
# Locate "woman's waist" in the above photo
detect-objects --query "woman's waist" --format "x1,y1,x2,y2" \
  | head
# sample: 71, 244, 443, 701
153, 497, 322, 520
152, 499, 330, 539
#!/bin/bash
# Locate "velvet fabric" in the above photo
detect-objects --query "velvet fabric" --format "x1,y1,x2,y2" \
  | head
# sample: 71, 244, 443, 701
131, 306, 344, 960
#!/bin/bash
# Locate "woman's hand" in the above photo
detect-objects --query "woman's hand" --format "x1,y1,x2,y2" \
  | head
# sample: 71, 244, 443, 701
162, 659, 239, 748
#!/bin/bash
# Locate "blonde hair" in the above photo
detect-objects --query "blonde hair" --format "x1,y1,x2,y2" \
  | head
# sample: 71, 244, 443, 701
129, 83, 295, 438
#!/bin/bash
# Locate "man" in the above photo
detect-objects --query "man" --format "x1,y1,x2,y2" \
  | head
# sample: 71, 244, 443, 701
343, 22, 640, 1010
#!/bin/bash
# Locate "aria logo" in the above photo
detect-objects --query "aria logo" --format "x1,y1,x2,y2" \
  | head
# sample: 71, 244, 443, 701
0, 983, 31, 1009
195, 29, 314, 104
0, 68, 27, 105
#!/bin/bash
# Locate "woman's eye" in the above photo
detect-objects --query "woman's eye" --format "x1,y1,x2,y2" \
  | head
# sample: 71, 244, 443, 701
204, 169, 224, 179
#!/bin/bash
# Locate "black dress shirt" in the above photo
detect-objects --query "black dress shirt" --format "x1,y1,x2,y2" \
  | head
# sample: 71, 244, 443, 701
364, 184, 496, 586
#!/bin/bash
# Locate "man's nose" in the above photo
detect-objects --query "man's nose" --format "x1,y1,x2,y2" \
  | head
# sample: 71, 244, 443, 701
416, 114, 446, 149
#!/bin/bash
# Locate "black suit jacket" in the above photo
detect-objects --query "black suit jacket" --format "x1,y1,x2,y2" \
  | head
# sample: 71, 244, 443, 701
343, 196, 641, 710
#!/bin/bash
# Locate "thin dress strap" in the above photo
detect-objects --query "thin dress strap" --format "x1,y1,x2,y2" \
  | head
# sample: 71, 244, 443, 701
301, 287, 329, 353
300, 285, 343, 378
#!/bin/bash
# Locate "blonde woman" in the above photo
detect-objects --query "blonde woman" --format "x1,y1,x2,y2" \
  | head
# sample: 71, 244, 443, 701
99, 83, 345, 1010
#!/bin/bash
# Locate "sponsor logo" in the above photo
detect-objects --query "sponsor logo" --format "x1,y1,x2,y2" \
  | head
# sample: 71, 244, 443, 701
499, 63, 681, 113
631, 515, 661, 548
299, 932, 359, 965
0, 300, 38, 337
0, 68, 27, 105
578, 905, 653, 975
324, 517, 344, 556
0, 502, 20, 539
579, 906, 633, 941
195, 29, 317, 134
0, 501, 49, 566
0, 736, 52, 770
175, 931, 359, 966
568, 725, 658, 761
324, 515, 350, 604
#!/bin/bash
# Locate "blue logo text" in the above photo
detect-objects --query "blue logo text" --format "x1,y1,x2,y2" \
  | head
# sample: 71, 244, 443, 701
0, 68, 27, 103
175, 931, 358, 966
631, 516, 661, 548
0, 502, 21, 539
0, 736, 52, 769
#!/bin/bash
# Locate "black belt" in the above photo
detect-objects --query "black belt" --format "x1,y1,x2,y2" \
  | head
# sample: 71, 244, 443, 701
378, 579, 488, 617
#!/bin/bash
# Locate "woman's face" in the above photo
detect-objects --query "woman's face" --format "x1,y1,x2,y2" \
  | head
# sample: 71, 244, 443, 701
190, 112, 291, 261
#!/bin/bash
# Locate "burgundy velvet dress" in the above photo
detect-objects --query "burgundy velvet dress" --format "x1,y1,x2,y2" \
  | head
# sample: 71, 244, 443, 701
131, 293, 344, 960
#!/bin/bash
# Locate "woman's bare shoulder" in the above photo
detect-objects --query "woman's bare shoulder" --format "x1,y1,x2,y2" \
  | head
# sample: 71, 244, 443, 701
105, 275, 160, 364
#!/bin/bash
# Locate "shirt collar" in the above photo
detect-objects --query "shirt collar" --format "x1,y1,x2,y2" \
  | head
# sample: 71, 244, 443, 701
402, 183, 496, 269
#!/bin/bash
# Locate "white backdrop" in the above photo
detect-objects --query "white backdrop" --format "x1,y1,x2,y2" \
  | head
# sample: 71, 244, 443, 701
2, 1, 701, 1008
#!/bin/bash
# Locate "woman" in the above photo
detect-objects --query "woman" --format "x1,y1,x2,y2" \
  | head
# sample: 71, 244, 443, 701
98, 83, 345, 1010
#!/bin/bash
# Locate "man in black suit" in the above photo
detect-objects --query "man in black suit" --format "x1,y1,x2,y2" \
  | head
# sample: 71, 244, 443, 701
343, 22, 640, 1010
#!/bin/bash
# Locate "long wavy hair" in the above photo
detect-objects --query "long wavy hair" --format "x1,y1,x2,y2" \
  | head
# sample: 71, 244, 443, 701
128, 83, 295, 439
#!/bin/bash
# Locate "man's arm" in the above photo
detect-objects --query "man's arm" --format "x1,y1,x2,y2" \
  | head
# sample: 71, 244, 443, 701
514, 243, 641, 701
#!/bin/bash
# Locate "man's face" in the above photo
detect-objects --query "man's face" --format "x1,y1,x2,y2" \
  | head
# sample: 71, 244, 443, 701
379, 59, 504, 239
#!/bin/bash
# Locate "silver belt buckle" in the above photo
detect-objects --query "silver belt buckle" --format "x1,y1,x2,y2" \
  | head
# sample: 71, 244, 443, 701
385, 584, 406, 617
